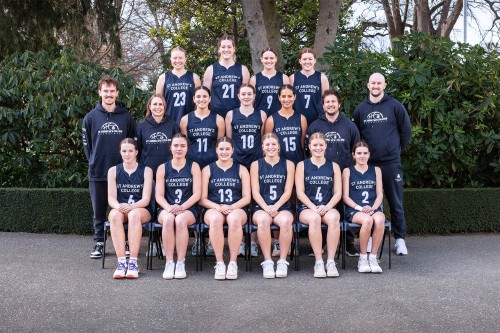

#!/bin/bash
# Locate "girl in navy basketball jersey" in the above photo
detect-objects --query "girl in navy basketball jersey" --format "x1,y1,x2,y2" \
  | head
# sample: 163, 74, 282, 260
296, 132, 341, 278
156, 134, 201, 279
249, 48, 290, 116
203, 35, 250, 118
290, 48, 329, 125
200, 137, 251, 280
250, 133, 295, 279
342, 141, 384, 274
155, 47, 201, 125
225, 84, 267, 167
135, 94, 180, 175
265, 84, 307, 165
180, 86, 225, 169
107, 138, 153, 279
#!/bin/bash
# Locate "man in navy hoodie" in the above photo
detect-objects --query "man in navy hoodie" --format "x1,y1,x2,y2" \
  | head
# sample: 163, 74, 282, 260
82, 76, 135, 259
352, 73, 412, 255
306, 89, 361, 256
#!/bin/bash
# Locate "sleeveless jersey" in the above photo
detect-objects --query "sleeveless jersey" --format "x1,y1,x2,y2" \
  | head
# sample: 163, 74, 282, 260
253, 157, 291, 212
163, 71, 196, 125
210, 62, 243, 118
298, 158, 334, 212
231, 108, 263, 166
272, 111, 304, 164
116, 163, 145, 204
207, 162, 242, 205
186, 111, 218, 169
345, 165, 381, 218
293, 71, 323, 125
254, 71, 283, 116
163, 160, 194, 206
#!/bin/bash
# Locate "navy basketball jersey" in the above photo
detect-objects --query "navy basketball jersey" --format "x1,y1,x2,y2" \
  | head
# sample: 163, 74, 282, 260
116, 163, 145, 204
253, 157, 291, 212
298, 158, 334, 211
231, 108, 263, 166
207, 162, 242, 205
163, 71, 196, 125
345, 165, 380, 218
210, 62, 243, 118
254, 72, 283, 116
186, 111, 218, 169
293, 71, 323, 125
163, 160, 194, 206
272, 111, 304, 164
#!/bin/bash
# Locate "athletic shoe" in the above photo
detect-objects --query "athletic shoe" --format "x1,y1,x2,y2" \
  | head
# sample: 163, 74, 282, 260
357, 257, 371, 273
272, 240, 280, 257
174, 261, 186, 279
146, 244, 165, 257
162, 261, 175, 280
238, 242, 246, 256
308, 247, 325, 257
214, 262, 226, 280
112, 261, 127, 279
206, 243, 215, 256
326, 260, 339, 277
226, 261, 238, 280
313, 261, 326, 278
366, 237, 372, 253
250, 242, 259, 257
125, 241, 130, 258
90, 242, 104, 259
126, 261, 139, 279
261, 260, 275, 279
369, 256, 382, 273
345, 242, 360, 257
275, 259, 289, 278
395, 238, 408, 255
191, 243, 201, 256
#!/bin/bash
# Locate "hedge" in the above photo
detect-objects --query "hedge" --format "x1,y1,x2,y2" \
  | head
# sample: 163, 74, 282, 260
1, 188, 499, 235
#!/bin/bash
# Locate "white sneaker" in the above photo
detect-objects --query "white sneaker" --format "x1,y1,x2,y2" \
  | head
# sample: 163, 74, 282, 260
238, 242, 246, 256
261, 260, 275, 279
250, 242, 259, 257
313, 261, 326, 278
174, 261, 186, 279
369, 255, 382, 273
226, 261, 238, 280
326, 260, 339, 277
358, 256, 371, 273
272, 240, 280, 257
113, 261, 127, 279
275, 259, 289, 278
395, 238, 408, 255
162, 261, 175, 280
214, 262, 226, 280
366, 237, 372, 253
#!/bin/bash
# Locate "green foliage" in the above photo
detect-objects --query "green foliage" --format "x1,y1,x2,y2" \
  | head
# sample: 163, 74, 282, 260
0, 49, 149, 188
323, 33, 500, 188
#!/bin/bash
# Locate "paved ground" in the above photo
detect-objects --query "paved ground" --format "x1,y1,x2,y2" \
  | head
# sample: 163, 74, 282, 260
1, 232, 500, 333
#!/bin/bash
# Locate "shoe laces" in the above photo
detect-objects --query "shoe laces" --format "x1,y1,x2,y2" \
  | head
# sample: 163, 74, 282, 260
276, 260, 289, 269
227, 262, 237, 273
314, 262, 324, 270
261, 260, 274, 269
369, 257, 380, 265
128, 261, 138, 271
116, 262, 127, 271
326, 260, 336, 268
214, 262, 225, 273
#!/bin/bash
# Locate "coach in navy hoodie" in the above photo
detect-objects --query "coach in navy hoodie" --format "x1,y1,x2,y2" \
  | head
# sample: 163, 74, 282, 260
352, 73, 412, 255
82, 76, 135, 259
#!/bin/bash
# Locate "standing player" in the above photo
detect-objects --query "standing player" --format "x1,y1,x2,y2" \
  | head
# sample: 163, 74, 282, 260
352, 73, 412, 255
306, 89, 360, 256
289, 48, 329, 125
83, 76, 135, 259
155, 46, 201, 125
203, 35, 250, 118
249, 48, 290, 117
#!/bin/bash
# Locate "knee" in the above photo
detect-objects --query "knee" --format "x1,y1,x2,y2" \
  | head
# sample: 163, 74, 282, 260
175, 216, 188, 229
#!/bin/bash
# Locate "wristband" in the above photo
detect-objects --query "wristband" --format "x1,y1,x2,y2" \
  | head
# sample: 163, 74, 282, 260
355, 205, 362, 211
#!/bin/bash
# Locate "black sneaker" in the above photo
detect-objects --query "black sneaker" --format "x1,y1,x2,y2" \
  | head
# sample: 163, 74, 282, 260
345, 243, 360, 257
125, 241, 130, 258
90, 242, 104, 259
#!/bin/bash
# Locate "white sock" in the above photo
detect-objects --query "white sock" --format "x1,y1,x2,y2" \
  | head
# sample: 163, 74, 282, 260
360, 254, 367, 260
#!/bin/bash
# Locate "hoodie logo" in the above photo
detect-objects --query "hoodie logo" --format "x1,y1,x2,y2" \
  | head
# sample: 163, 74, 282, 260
324, 132, 345, 143
395, 173, 402, 182
364, 111, 388, 124
98, 122, 122, 135
146, 132, 171, 144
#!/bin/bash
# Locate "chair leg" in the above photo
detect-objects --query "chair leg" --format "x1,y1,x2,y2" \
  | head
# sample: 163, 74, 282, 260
294, 229, 300, 271
388, 229, 391, 269
341, 224, 346, 269
102, 227, 107, 269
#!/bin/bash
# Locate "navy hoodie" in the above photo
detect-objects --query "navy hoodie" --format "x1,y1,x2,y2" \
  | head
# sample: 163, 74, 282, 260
352, 94, 412, 165
306, 113, 360, 170
135, 115, 180, 174
82, 101, 135, 181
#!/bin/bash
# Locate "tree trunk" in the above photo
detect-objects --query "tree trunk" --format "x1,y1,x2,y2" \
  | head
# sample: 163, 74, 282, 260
313, 0, 341, 71
438, 0, 463, 37
415, 0, 433, 34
